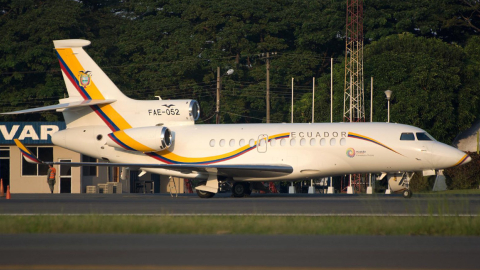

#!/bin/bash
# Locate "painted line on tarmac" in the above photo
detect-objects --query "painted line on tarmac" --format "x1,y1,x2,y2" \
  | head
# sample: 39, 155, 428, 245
0, 213, 477, 217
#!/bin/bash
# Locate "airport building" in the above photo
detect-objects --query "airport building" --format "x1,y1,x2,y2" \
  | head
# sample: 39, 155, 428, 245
0, 122, 186, 194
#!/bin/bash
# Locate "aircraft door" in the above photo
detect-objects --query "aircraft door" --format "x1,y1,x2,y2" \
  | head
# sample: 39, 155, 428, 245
257, 134, 268, 153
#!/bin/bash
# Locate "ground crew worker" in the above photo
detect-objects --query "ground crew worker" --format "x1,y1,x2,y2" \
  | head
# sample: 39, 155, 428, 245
47, 164, 56, 194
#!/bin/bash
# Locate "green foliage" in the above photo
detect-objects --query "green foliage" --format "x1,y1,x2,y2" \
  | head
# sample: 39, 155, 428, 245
410, 174, 436, 192
1, 215, 480, 236
0, 0, 479, 141
364, 33, 468, 143
444, 152, 480, 190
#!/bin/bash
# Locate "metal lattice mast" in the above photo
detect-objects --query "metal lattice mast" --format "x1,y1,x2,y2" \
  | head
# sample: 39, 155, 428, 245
343, 0, 364, 123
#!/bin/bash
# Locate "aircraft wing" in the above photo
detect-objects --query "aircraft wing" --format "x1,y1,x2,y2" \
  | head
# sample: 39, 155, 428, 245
1, 99, 116, 115
14, 139, 293, 178
51, 162, 293, 178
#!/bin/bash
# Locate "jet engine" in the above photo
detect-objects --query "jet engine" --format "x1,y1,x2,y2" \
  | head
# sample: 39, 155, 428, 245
106, 126, 173, 152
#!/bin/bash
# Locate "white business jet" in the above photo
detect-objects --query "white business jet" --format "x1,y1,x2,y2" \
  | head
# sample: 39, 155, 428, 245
3, 39, 471, 198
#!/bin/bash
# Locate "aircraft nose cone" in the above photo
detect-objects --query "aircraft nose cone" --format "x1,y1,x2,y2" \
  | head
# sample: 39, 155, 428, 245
453, 153, 471, 167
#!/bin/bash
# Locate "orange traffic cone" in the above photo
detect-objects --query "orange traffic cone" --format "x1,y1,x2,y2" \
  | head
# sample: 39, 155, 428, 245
0, 179, 4, 197
6, 185, 11, 200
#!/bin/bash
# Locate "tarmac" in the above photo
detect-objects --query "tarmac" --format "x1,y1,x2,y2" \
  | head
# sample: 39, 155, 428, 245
0, 192, 479, 269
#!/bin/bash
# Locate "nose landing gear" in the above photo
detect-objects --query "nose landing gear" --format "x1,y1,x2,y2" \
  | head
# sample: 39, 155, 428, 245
402, 189, 412, 198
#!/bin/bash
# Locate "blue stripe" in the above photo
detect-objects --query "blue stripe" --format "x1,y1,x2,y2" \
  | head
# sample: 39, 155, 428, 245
109, 134, 135, 151
91, 105, 120, 131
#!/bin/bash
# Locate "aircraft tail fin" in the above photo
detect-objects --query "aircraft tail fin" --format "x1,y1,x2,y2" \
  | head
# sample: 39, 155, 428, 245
53, 39, 129, 101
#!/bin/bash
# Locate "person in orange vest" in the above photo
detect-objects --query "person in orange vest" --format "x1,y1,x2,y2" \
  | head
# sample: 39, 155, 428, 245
47, 165, 56, 194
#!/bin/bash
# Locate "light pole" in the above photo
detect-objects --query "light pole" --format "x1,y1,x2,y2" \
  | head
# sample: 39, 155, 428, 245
216, 67, 234, 124
384, 90, 392, 123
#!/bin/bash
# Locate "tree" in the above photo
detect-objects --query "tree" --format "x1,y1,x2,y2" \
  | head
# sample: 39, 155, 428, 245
364, 33, 467, 143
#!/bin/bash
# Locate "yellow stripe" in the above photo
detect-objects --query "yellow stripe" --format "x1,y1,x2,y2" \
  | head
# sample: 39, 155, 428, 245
14, 139, 31, 154
453, 154, 468, 166
159, 144, 252, 163
268, 132, 289, 140
99, 104, 132, 130
56, 49, 105, 100
114, 131, 155, 152
156, 132, 290, 163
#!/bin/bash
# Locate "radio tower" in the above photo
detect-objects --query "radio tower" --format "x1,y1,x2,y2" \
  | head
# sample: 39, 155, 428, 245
344, 0, 365, 193
343, 0, 364, 123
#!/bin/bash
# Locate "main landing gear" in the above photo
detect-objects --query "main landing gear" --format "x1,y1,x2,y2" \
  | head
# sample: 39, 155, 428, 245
232, 182, 252, 198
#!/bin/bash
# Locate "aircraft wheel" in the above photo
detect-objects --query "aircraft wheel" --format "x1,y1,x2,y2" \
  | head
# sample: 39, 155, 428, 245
196, 181, 215, 199
402, 189, 412, 198
232, 182, 246, 197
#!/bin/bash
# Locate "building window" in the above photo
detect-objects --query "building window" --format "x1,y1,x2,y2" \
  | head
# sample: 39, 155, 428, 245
82, 155, 97, 176
22, 147, 53, 176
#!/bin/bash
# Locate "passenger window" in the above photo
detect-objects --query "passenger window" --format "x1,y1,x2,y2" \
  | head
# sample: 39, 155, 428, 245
320, 138, 326, 146
209, 139, 215, 147
270, 139, 276, 147
330, 138, 336, 146
290, 139, 296, 146
229, 139, 235, 147
249, 139, 255, 147
416, 132, 433, 141
340, 138, 346, 146
219, 139, 225, 147
239, 139, 245, 146
300, 138, 306, 146
309, 138, 316, 146
280, 139, 286, 146
400, 133, 415, 140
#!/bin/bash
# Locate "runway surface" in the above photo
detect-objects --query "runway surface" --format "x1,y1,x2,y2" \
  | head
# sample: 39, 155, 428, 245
0, 234, 479, 270
0, 192, 479, 215
1, 193, 479, 269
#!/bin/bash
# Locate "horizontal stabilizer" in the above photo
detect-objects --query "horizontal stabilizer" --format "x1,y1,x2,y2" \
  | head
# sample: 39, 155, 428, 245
1, 99, 116, 115
14, 139, 42, 164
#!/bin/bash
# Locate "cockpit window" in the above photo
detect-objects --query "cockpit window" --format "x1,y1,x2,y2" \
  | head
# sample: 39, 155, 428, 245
416, 132, 434, 141
400, 133, 415, 140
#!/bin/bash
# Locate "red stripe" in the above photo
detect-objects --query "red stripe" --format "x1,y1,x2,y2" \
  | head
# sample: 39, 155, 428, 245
58, 60, 88, 100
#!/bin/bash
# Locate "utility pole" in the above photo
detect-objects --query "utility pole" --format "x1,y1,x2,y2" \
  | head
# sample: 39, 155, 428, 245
216, 66, 220, 124
260, 52, 276, 123
291, 77, 294, 123
266, 52, 270, 123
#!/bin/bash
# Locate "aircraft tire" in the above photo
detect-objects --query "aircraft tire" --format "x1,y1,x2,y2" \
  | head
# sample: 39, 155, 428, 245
196, 181, 215, 199
232, 182, 246, 197
402, 189, 412, 198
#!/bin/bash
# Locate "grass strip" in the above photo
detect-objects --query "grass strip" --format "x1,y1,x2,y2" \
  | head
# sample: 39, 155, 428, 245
0, 215, 479, 235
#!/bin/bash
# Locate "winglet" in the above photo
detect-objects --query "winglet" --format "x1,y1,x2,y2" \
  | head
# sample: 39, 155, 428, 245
14, 139, 42, 164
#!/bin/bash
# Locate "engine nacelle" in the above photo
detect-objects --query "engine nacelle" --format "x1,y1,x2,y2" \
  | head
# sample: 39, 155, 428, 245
106, 126, 173, 152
